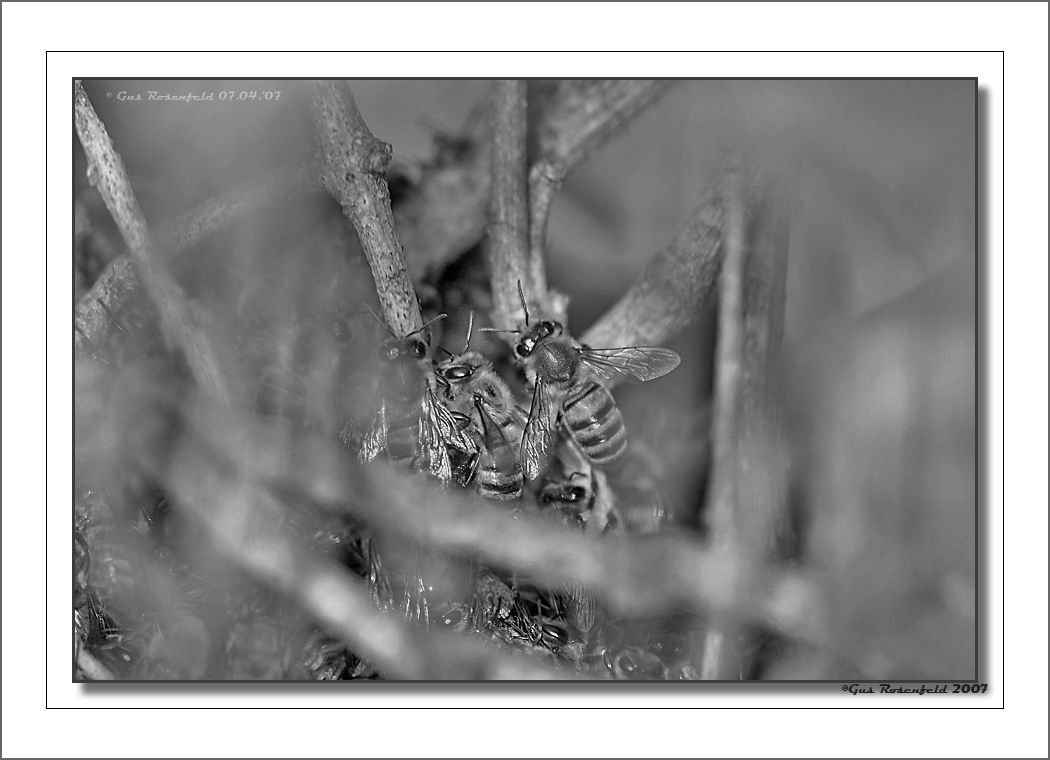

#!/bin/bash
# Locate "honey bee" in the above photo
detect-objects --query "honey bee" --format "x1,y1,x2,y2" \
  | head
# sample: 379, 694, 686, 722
538, 472, 598, 635
538, 471, 594, 529
358, 314, 473, 487
492, 283, 681, 480
435, 314, 525, 501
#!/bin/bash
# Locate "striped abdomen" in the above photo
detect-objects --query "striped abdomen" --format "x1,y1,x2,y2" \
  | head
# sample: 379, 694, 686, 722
474, 447, 523, 501
385, 413, 419, 463
562, 382, 627, 466
473, 418, 523, 501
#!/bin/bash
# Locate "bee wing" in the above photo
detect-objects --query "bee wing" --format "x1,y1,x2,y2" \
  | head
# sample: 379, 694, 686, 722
562, 578, 596, 634
429, 388, 474, 454
418, 388, 474, 487
475, 399, 518, 476
520, 377, 557, 481
417, 391, 452, 486
358, 399, 388, 463
579, 346, 681, 385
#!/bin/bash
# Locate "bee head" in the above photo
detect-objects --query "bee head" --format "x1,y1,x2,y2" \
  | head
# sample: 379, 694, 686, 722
438, 349, 488, 383
515, 320, 562, 358
378, 336, 428, 362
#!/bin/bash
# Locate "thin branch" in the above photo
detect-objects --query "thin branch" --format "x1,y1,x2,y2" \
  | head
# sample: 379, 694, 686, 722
74, 81, 231, 403
307, 80, 421, 336
700, 165, 794, 679
529, 80, 673, 314
735, 177, 793, 556
486, 80, 531, 329
581, 173, 728, 351
164, 157, 321, 257
74, 158, 320, 358
698, 166, 749, 680
705, 166, 749, 546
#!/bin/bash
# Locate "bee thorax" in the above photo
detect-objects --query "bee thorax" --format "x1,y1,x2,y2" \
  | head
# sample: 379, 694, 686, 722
535, 342, 576, 383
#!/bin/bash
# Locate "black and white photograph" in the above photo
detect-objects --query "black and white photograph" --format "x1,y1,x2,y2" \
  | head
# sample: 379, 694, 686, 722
0, 10, 1040, 753
71, 77, 979, 684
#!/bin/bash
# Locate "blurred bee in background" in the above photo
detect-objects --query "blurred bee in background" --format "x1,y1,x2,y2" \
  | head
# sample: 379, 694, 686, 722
358, 312, 473, 487
356, 312, 478, 627
538, 471, 594, 529
538, 470, 600, 637
435, 313, 525, 502
604, 645, 666, 680
490, 283, 681, 481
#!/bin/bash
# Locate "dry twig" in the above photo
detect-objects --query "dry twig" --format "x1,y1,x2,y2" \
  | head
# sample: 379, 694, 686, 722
529, 80, 672, 315
700, 164, 793, 679
581, 170, 736, 351
705, 167, 749, 546
74, 158, 321, 357
307, 80, 421, 336
74, 81, 231, 403
486, 80, 532, 329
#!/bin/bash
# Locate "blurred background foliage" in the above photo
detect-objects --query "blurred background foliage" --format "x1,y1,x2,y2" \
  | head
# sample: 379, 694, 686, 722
74, 79, 976, 681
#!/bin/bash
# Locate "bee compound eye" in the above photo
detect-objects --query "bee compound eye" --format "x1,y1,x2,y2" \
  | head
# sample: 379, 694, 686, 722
444, 365, 472, 381
515, 342, 530, 358
440, 608, 463, 627
568, 486, 588, 502
542, 623, 569, 645
411, 340, 428, 359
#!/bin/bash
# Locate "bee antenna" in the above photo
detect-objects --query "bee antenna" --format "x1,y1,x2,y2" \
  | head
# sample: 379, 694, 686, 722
478, 328, 520, 335
435, 346, 454, 359
363, 304, 396, 338
517, 280, 529, 327
463, 311, 474, 353
407, 313, 448, 339
417, 116, 449, 136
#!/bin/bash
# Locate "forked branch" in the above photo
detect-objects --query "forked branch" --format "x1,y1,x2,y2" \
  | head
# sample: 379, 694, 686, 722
307, 80, 421, 336
74, 81, 231, 403
74, 158, 320, 358
529, 80, 673, 313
